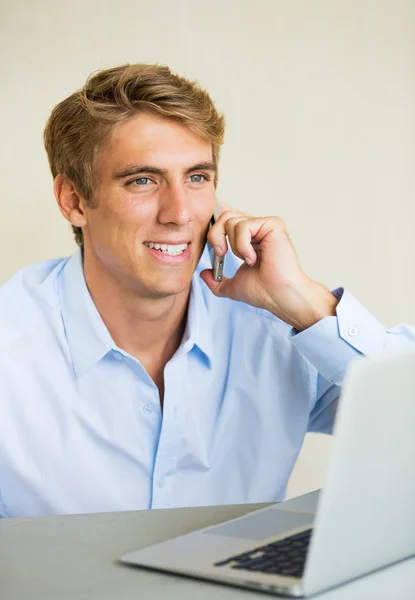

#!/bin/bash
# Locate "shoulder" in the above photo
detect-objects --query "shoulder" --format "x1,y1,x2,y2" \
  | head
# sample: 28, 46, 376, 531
0, 256, 69, 350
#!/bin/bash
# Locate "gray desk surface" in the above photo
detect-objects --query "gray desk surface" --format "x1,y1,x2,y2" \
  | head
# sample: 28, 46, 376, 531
1, 490, 414, 599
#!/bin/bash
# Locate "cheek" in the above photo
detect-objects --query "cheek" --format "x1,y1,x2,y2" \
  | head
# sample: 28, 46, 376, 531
93, 194, 151, 241
192, 193, 215, 223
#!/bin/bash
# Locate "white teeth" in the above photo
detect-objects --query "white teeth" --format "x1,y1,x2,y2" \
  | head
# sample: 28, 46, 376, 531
144, 242, 188, 255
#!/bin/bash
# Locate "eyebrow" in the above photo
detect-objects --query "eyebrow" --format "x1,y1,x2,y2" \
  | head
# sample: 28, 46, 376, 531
113, 162, 217, 180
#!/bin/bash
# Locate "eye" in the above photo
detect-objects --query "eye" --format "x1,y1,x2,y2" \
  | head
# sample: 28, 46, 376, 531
132, 177, 151, 186
188, 173, 208, 184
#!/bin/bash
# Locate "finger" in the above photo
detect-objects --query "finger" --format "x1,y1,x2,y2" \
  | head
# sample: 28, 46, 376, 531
208, 210, 246, 255
226, 217, 286, 266
216, 197, 251, 218
232, 216, 287, 248
227, 218, 258, 266
222, 216, 256, 265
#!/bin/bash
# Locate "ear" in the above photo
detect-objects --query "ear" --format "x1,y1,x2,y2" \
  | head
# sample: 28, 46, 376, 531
54, 174, 88, 228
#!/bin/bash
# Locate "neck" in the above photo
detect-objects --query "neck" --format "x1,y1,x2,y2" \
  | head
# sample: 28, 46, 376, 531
82, 251, 190, 366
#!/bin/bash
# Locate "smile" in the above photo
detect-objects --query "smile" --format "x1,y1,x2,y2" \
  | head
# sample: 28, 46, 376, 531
143, 242, 189, 256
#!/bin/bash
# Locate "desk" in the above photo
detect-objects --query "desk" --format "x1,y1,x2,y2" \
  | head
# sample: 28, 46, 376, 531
1, 490, 414, 599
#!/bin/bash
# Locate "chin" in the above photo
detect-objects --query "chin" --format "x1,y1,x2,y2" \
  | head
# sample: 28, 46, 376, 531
147, 285, 190, 300
143, 275, 192, 299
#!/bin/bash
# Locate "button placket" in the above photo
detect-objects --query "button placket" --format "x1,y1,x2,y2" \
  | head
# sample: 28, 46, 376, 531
142, 404, 153, 416
150, 354, 187, 509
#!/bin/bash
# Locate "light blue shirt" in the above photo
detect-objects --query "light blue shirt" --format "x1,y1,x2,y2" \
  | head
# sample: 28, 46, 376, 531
0, 247, 414, 518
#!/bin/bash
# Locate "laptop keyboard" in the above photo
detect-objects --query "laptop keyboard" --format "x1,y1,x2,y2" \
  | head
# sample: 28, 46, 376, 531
213, 528, 312, 578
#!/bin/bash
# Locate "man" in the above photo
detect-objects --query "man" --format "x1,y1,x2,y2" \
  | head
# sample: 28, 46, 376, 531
0, 64, 413, 518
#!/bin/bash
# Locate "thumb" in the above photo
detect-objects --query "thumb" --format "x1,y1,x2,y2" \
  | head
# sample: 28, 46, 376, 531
200, 269, 234, 299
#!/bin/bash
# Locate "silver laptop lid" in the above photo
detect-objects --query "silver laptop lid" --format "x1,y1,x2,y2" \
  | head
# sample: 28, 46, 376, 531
303, 347, 415, 595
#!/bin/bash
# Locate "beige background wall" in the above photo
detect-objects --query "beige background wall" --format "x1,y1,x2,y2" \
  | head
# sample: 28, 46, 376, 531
1, 0, 414, 498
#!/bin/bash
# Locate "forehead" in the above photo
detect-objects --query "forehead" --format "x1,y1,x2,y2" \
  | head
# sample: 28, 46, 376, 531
97, 111, 213, 174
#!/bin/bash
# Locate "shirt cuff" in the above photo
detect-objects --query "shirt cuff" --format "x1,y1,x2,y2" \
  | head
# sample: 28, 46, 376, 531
289, 288, 386, 385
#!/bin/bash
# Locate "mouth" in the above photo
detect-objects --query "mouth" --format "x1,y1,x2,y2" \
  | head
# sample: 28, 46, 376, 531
143, 241, 190, 257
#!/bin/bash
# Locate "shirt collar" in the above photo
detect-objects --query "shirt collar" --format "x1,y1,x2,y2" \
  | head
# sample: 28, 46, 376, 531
57, 250, 214, 379
180, 263, 214, 368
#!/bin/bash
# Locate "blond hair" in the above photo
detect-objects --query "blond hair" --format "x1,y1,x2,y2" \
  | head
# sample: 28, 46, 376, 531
44, 64, 225, 247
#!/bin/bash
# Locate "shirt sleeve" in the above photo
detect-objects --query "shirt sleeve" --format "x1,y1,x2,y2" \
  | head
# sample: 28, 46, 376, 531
289, 287, 415, 433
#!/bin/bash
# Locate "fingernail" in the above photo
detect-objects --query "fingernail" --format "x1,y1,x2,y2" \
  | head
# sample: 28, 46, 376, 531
214, 245, 223, 256
244, 256, 254, 266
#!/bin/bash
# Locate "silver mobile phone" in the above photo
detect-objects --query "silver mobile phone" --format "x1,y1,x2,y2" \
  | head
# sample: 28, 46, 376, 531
209, 214, 225, 282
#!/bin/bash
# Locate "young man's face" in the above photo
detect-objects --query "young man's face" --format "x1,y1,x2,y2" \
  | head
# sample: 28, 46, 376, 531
82, 112, 216, 299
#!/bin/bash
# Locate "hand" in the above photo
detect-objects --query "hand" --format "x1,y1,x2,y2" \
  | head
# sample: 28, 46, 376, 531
200, 203, 338, 331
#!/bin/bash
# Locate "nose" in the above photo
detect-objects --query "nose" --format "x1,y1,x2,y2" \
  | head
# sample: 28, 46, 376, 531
157, 182, 192, 226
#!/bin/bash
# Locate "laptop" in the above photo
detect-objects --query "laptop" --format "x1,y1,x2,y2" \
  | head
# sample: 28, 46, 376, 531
121, 347, 415, 597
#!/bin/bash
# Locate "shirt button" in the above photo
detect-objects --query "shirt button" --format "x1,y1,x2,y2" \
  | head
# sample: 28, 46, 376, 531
348, 326, 359, 337
143, 404, 153, 416
158, 476, 165, 488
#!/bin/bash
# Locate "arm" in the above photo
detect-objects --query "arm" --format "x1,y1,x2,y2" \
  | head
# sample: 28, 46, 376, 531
289, 288, 415, 433
200, 204, 415, 434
